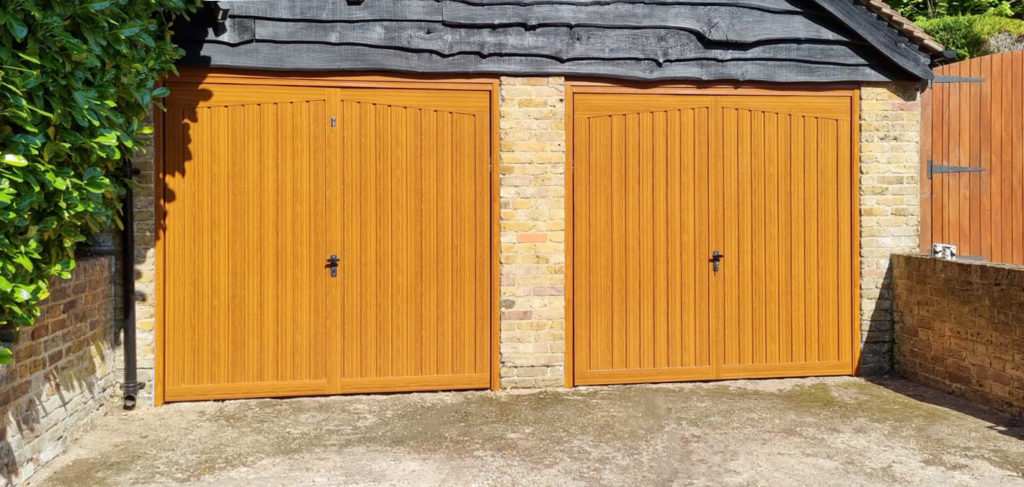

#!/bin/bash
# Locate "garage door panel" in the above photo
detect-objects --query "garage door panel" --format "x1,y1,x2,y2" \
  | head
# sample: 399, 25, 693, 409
716, 99, 854, 372
573, 90, 857, 386
161, 80, 493, 402
336, 96, 490, 387
163, 86, 332, 399
574, 100, 713, 384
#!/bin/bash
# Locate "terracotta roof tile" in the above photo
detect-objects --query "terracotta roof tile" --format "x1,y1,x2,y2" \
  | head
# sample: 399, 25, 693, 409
857, 0, 946, 54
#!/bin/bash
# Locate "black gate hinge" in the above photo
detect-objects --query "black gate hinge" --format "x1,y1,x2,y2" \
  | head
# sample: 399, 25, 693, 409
932, 75, 985, 84
927, 160, 984, 179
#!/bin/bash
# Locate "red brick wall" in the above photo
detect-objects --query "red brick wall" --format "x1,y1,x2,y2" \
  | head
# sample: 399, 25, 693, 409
0, 255, 117, 485
892, 254, 1024, 417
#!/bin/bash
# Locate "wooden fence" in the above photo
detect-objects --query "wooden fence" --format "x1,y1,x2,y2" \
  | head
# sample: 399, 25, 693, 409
921, 50, 1024, 264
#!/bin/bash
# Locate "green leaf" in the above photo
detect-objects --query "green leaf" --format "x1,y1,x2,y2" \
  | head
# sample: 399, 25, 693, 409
13, 254, 33, 272
7, 18, 28, 42
16, 52, 41, 65
14, 287, 32, 302
2, 154, 28, 167
93, 131, 118, 146
0, 348, 12, 365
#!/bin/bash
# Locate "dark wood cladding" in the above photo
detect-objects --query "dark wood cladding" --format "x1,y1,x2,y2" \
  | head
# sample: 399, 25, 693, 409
176, 0, 933, 82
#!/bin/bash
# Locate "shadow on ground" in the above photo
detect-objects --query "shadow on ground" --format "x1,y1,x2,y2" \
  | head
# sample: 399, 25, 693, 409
867, 377, 1024, 442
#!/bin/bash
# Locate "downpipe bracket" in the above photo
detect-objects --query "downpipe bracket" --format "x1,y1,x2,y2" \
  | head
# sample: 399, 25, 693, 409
119, 381, 146, 409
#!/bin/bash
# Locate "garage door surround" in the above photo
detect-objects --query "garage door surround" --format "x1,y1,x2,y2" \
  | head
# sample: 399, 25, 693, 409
564, 82, 862, 387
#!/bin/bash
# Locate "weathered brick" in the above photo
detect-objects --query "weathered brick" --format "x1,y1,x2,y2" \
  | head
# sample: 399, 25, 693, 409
893, 255, 1024, 418
0, 256, 116, 484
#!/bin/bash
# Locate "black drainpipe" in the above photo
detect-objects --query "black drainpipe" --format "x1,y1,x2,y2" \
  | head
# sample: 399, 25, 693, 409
120, 158, 144, 409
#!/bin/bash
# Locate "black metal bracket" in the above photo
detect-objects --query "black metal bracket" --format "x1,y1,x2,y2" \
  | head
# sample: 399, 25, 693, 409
709, 250, 725, 273
326, 254, 340, 277
933, 75, 985, 84
120, 381, 146, 395
927, 160, 984, 179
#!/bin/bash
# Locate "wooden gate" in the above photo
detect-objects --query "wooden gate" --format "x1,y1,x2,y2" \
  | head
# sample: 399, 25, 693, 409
159, 73, 496, 403
570, 87, 858, 386
921, 50, 1024, 264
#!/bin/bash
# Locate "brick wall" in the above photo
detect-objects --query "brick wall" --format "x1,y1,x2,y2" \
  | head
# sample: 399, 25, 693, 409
858, 82, 923, 375
892, 254, 1024, 417
497, 77, 567, 388
0, 256, 117, 485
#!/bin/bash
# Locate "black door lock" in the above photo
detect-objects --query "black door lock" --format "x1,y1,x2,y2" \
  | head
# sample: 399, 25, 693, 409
326, 254, 340, 277
710, 250, 725, 273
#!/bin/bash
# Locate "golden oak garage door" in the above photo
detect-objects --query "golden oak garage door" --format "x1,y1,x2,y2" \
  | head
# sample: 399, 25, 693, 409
571, 89, 857, 386
160, 79, 492, 402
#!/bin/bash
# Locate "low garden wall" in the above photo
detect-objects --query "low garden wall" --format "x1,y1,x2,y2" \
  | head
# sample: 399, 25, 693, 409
892, 254, 1024, 418
0, 255, 118, 486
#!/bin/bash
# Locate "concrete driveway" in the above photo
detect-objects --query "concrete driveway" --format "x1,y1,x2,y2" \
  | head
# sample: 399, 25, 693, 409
27, 377, 1024, 486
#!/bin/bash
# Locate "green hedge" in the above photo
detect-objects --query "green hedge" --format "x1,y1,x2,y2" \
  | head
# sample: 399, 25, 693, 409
0, 0, 195, 363
888, 0, 1024, 19
918, 14, 1024, 59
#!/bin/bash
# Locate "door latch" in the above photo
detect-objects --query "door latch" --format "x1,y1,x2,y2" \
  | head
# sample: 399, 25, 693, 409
710, 250, 725, 273
326, 254, 340, 277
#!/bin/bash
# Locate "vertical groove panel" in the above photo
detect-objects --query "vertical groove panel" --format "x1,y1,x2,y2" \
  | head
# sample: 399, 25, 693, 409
611, 115, 627, 370
653, 111, 668, 369
336, 89, 491, 389
573, 94, 713, 385
590, 117, 613, 372
625, 112, 641, 370
163, 86, 332, 401
715, 96, 853, 376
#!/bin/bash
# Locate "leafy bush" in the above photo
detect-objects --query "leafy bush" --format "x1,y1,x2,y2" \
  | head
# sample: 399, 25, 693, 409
888, 0, 1024, 19
0, 0, 194, 363
917, 14, 1024, 59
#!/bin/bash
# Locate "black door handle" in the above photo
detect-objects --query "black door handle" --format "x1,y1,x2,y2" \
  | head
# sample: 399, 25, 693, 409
710, 250, 725, 273
326, 254, 340, 277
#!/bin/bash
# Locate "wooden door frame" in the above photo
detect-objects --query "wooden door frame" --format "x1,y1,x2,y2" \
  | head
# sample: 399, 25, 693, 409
154, 68, 501, 405
563, 80, 862, 387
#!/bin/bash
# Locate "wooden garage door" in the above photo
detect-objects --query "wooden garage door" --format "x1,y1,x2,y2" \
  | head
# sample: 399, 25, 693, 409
572, 90, 857, 385
161, 81, 492, 402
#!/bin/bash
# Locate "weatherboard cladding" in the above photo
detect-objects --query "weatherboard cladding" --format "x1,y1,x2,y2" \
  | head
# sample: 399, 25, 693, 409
176, 0, 934, 82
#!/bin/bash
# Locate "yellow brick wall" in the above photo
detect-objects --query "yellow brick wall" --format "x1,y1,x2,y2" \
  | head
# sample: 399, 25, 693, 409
497, 77, 567, 388
858, 82, 923, 374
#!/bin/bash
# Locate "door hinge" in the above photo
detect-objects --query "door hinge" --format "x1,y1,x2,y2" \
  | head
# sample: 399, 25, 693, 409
928, 75, 985, 88
933, 75, 985, 84
331, 116, 336, 129
927, 159, 984, 179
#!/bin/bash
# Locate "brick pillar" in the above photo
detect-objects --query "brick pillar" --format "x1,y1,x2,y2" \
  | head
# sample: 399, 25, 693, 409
497, 77, 567, 388
129, 124, 158, 405
858, 82, 923, 375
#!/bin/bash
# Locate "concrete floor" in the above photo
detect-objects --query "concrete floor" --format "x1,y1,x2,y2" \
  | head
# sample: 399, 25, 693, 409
26, 377, 1024, 486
